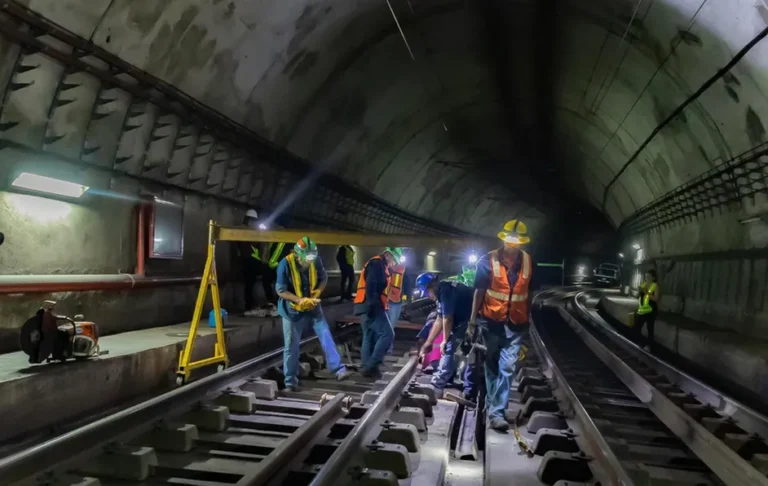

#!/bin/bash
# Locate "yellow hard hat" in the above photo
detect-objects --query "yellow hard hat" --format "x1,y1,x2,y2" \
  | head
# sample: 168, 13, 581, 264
498, 219, 531, 245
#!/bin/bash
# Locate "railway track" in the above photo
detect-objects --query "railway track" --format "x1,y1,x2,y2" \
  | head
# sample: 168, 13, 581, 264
5, 288, 768, 486
0, 323, 454, 486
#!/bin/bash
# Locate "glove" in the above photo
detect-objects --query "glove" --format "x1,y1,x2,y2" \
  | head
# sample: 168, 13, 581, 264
296, 298, 319, 312
311, 290, 322, 299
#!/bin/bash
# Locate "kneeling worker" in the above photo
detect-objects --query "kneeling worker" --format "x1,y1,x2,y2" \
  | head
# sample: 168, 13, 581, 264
354, 247, 404, 378
276, 237, 350, 391
417, 273, 477, 401
469, 220, 533, 431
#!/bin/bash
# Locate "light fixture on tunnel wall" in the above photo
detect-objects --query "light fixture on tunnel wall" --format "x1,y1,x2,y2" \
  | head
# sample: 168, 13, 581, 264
739, 216, 765, 225
632, 243, 641, 250
618, 253, 624, 259
259, 223, 267, 230
428, 251, 437, 257
11, 172, 89, 199
468, 253, 478, 263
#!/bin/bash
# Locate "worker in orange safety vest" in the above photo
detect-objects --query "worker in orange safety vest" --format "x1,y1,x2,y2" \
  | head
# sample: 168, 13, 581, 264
353, 247, 404, 378
468, 219, 533, 432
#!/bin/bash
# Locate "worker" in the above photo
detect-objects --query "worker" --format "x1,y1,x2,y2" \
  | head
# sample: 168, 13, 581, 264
354, 247, 404, 378
468, 220, 533, 431
336, 245, 356, 301
275, 237, 350, 391
236, 209, 267, 317
417, 273, 478, 403
262, 240, 291, 317
635, 269, 659, 352
386, 256, 407, 353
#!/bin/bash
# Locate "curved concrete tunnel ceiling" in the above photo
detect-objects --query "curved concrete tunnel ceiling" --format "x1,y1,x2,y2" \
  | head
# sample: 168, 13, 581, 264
14, 0, 768, 246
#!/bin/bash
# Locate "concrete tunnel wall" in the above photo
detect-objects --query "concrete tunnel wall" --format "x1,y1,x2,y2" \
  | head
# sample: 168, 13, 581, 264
4, 0, 768, 348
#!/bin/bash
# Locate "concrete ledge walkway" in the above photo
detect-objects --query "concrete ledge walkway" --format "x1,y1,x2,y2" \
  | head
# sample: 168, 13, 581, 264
599, 293, 768, 406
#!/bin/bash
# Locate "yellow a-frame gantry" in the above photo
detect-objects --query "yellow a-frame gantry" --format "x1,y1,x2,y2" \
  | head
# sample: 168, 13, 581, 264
175, 220, 487, 385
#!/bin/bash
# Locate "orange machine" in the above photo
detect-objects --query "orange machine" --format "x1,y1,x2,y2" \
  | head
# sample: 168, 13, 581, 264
20, 301, 106, 364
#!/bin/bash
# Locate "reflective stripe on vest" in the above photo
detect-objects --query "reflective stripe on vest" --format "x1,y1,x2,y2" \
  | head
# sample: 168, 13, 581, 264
287, 253, 317, 310
388, 264, 405, 303
250, 245, 260, 260
354, 256, 390, 310
480, 249, 532, 324
637, 282, 657, 315
268, 243, 286, 269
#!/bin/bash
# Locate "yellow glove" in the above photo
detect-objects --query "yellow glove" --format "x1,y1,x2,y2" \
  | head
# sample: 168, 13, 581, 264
518, 345, 528, 362
311, 290, 322, 299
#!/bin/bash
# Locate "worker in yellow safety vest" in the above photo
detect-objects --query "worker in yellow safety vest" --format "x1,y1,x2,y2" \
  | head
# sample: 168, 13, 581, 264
354, 247, 404, 378
635, 269, 659, 352
336, 245, 356, 301
275, 236, 350, 391
468, 219, 533, 431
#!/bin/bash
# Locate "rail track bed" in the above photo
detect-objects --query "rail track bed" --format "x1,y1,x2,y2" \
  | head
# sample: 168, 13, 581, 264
6, 289, 768, 486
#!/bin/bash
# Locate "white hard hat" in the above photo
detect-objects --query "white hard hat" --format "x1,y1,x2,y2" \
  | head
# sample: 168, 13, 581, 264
245, 209, 258, 219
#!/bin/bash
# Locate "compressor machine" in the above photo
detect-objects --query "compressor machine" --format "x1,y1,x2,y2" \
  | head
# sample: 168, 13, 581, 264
19, 300, 106, 364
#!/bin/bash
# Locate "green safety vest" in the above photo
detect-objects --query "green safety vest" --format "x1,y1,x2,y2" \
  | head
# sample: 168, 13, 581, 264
344, 246, 355, 266
637, 282, 657, 315
267, 242, 286, 269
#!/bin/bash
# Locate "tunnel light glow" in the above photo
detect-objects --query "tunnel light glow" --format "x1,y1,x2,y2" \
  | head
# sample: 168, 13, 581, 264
428, 251, 437, 257
468, 253, 478, 263
7, 193, 72, 223
740, 216, 762, 225
258, 223, 267, 230
12, 172, 89, 198
618, 253, 624, 259
399, 255, 406, 263
632, 243, 641, 250
577, 265, 586, 276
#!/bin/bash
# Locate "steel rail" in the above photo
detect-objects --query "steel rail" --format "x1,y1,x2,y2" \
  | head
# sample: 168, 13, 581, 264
243, 392, 347, 486
556, 294, 768, 486
529, 294, 635, 486
0, 329, 354, 485
571, 290, 768, 441
309, 354, 420, 486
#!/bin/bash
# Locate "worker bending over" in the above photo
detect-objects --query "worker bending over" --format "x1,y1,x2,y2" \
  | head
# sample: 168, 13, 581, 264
417, 273, 478, 402
469, 220, 533, 431
276, 237, 350, 391
354, 247, 404, 378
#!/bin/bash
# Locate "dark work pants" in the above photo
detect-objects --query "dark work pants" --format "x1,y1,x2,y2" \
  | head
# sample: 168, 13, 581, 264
263, 267, 277, 304
339, 264, 355, 299
244, 265, 259, 310
635, 311, 656, 350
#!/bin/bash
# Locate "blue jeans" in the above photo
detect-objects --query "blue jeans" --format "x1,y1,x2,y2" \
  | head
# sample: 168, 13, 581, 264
429, 324, 466, 391
463, 360, 481, 399
478, 317, 526, 421
282, 314, 346, 388
361, 310, 393, 372
386, 302, 403, 354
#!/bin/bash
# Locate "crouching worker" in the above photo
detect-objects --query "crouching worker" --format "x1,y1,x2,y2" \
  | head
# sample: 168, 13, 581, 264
417, 311, 443, 371
276, 237, 350, 391
417, 273, 477, 403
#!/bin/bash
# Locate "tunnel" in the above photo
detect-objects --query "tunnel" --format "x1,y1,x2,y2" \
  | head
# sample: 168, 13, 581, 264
1, 0, 768, 484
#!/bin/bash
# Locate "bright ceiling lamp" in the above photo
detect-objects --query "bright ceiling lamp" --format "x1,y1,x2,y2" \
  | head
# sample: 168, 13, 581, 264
428, 251, 437, 256
12, 172, 88, 198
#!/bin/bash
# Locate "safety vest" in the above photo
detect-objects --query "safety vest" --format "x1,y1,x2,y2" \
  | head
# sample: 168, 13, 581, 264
388, 264, 406, 303
354, 256, 391, 310
344, 246, 355, 266
267, 242, 286, 269
479, 249, 532, 325
286, 253, 317, 310
637, 282, 657, 315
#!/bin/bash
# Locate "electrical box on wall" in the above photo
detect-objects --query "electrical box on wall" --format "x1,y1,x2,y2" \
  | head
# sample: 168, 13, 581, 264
149, 197, 184, 260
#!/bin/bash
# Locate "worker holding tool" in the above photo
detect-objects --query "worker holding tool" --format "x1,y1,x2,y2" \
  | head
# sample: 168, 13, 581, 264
417, 272, 478, 405
468, 220, 533, 431
354, 247, 404, 378
276, 237, 350, 391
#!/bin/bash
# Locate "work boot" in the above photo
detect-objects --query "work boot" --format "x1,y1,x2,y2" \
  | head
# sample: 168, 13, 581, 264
285, 385, 301, 392
361, 368, 382, 380
490, 417, 510, 431
336, 369, 351, 381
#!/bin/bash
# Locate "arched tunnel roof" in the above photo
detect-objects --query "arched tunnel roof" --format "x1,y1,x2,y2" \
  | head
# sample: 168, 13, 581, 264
8, 0, 768, 248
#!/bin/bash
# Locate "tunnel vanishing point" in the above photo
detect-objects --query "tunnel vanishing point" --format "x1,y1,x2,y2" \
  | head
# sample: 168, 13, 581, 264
1, 0, 768, 356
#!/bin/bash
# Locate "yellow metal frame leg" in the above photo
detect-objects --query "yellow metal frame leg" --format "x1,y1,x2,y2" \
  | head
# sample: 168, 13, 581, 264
176, 234, 229, 385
